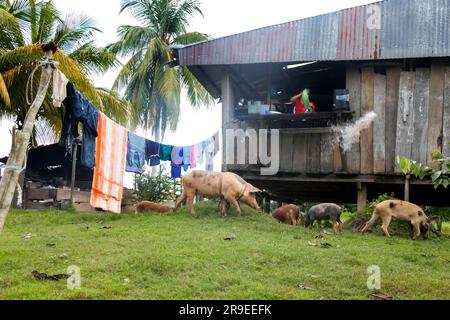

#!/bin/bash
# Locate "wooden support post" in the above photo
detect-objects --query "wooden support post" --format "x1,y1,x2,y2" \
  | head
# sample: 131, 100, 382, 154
221, 72, 235, 172
264, 195, 271, 214
404, 174, 410, 202
266, 65, 272, 105
0, 47, 54, 232
70, 142, 78, 206
357, 182, 367, 214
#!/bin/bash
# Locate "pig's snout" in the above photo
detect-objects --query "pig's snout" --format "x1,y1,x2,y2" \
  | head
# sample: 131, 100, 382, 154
247, 200, 260, 210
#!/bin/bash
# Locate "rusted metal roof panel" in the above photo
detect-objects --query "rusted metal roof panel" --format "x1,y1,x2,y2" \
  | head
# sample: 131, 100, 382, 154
295, 13, 339, 61
380, 0, 450, 59
337, 3, 382, 60
178, 0, 450, 65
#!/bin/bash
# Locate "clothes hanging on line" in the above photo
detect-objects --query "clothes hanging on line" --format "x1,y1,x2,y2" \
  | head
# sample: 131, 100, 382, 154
170, 147, 183, 178
90, 112, 127, 214
80, 104, 99, 170
171, 163, 182, 179
145, 140, 161, 166
159, 143, 173, 161
171, 146, 183, 166
60, 83, 99, 169
212, 131, 220, 156
190, 144, 199, 169
182, 146, 190, 171
197, 142, 205, 165
126, 131, 146, 174
205, 136, 215, 171
52, 69, 68, 108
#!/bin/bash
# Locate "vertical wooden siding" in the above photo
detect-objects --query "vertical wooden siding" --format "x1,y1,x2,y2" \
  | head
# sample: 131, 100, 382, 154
385, 68, 401, 172
345, 67, 362, 173
443, 67, 450, 157
373, 74, 387, 174
395, 71, 415, 172
361, 68, 375, 174
225, 61, 448, 176
427, 61, 446, 165
411, 68, 430, 164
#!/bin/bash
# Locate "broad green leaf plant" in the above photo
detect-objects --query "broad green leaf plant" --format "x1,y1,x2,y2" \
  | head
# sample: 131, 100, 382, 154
397, 150, 450, 191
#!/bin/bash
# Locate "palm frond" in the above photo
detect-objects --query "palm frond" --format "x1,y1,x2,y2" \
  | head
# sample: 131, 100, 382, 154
34, 0, 58, 43
0, 7, 25, 49
109, 24, 156, 57
0, 1, 133, 137
0, 73, 11, 106
96, 87, 134, 128
69, 42, 119, 75
34, 116, 58, 145
112, 50, 142, 93
180, 66, 214, 108
172, 31, 208, 45
168, 0, 202, 35
0, 43, 43, 73
114, 0, 212, 138
54, 13, 100, 52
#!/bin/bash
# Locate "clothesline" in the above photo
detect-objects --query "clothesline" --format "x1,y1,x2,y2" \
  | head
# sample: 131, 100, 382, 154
55, 74, 220, 214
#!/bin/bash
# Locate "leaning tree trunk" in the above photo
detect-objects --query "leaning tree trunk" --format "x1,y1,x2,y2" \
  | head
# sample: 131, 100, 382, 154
0, 51, 53, 232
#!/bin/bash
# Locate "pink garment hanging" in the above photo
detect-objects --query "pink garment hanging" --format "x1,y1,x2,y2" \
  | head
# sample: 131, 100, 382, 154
190, 144, 199, 168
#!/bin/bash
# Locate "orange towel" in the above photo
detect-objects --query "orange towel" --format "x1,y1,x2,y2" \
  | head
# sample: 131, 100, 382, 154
90, 112, 127, 214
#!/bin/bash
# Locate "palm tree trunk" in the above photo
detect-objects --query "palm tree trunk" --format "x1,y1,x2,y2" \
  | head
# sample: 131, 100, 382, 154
0, 52, 53, 232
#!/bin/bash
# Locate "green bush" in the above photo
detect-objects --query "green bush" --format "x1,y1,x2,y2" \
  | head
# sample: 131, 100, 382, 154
133, 168, 182, 203
427, 207, 450, 221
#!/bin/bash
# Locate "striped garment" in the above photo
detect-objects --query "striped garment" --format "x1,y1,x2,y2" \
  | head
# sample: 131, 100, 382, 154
90, 112, 127, 214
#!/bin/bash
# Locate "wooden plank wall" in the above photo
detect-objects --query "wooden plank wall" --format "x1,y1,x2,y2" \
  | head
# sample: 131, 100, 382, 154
444, 67, 450, 157
411, 68, 430, 164
373, 74, 386, 174
385, 68, 401, 173
320, 133, 334, 173
395, 71, 415, 172
345, 67, 361, 173
427, 61, 446, 164
280, 133, 294, 172
225, 59, 448, 177
292, 135, 307, 172
360, 68, 375, 174
306, 134, 321, 173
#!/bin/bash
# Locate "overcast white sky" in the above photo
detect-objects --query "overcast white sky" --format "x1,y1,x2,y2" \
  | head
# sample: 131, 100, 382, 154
0, 0, 377, 182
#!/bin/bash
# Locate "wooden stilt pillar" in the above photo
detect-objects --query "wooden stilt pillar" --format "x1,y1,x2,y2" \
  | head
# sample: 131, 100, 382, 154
264, 196, 271, 214
357, 182, 367, 214
70, 141, 78, 206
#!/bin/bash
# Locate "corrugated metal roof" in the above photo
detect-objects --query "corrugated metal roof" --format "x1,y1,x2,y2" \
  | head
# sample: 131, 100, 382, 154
178, 0, 450, 65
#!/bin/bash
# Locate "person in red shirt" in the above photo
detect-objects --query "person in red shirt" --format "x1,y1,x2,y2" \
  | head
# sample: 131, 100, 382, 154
290, 89, 316, 114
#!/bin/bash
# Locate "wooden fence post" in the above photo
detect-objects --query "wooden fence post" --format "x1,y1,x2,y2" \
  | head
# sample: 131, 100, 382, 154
0, 46, 54, 232
357, 182, 367, 214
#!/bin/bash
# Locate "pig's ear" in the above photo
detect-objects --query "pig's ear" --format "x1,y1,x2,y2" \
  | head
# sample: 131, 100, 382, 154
248, 184, 262, 193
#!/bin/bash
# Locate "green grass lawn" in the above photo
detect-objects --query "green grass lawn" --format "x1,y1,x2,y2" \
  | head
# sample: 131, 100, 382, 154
0, 202, 449, 300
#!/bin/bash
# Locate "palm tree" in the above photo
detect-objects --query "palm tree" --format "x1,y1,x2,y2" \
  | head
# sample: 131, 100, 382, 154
109, 0, 214, 142
0, 0, 133, 142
